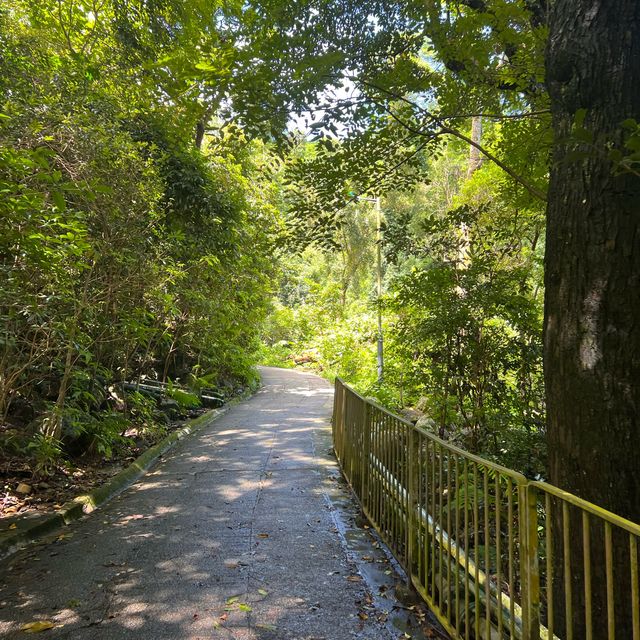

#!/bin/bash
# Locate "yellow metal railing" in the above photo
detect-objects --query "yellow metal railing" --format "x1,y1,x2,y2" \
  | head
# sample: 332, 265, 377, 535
332, 378, 640, 640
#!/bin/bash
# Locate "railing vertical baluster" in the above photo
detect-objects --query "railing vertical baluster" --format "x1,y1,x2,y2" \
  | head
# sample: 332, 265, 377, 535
631, 534, 639, 640
362, 401, 371, 513
408, 425, 419, 579
447, 450, 453, 625
605, 521, 615, 640
378, 408, 383, 535
545, 492, 553, 639
473, 462, 480, 640
563, 501, 573, 640
418, 433, 425, 587
454, 453, 461, 631
400, 419, 403, 556
424, 440, 433, 596
431, 438, 437, 600
392, 416, 398, 555
405, 421, 410, 564
358, 399, 365, 496
495, 475, 503, 637
382, 412, 389, 542
375, 408, 381, 531
484, 469, 491, 639
583, 511, 592, 640
508, 477, 515, 639
347, 393, 353, 485
438, 448, 445, 613
464, 457, 470, 640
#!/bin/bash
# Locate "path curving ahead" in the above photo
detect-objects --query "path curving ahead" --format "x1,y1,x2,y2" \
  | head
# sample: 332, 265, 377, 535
0, 367, 415, 639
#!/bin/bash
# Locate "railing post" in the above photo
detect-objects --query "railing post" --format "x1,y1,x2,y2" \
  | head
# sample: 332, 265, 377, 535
346, 391, 353, 483
352, 396, 363, 494
333, 379, 342, 464
332, 378, 338, 455
520, 482, 541, 640
339, 383, 346, 467
407, 426, 419, 579
362, 401, 371, 513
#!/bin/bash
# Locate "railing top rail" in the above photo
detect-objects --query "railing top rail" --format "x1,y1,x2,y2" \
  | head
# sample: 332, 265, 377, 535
530, 480, 640, 536
337, 378, 640, 532
412, 424, 529, 484
335, 377, 528, 485
335, 377, 415, 427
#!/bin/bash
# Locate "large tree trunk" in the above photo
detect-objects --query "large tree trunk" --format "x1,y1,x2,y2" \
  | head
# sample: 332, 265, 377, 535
544, 1, 640, 636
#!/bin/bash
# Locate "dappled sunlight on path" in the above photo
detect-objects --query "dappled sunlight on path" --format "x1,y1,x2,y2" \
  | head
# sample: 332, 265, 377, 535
0, 367, 433, 639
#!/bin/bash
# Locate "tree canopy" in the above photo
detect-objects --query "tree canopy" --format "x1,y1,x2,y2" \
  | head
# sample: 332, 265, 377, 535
1, 6, 640, 633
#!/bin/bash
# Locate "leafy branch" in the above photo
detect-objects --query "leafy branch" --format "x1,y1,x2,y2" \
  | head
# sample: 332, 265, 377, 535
352, 77, 548, 202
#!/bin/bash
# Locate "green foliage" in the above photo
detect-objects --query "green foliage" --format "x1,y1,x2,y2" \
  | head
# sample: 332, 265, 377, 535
260, 207, 380, 390
256, 342, 296, 369
0, 2, 282, 468
270, 127, 546, 476
126, 392, 158, 427
27, 434, 63, 478
268, 0, 554, 476
1, 0, 556, 481
62, 407, 131, 459
167, 387, 201, 411
382, 151, 545, 473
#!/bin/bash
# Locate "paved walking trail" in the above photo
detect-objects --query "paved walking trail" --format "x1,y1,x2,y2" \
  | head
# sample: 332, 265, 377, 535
0, 367, 435, 639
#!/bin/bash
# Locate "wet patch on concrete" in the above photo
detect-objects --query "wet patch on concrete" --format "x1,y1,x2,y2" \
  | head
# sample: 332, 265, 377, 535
317, 441, 449, 639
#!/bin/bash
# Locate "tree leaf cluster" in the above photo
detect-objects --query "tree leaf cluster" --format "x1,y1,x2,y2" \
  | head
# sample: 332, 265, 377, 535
0, 3, 279, 467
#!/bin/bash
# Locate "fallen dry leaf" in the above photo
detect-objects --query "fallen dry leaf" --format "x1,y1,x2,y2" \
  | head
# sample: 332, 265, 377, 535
21, 621, 56, 633
257, 533, 269, 538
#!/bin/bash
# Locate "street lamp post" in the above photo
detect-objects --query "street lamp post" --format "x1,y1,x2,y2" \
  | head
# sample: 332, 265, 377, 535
374, 196, 383, 383
350, 194, 384, 383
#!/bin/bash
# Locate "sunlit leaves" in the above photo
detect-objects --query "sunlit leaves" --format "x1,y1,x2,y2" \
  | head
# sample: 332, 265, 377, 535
279, 0, 551, 250
0, 4, 279, 459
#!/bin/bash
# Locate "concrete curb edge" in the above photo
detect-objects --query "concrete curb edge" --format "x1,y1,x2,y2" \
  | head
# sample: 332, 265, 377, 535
0, 390, 252, 561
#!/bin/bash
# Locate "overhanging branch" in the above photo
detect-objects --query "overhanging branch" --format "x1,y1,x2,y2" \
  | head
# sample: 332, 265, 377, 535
355, 77, 548, 202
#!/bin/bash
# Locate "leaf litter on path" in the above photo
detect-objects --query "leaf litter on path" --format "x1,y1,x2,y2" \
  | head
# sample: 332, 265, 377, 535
20, 621, 56, 633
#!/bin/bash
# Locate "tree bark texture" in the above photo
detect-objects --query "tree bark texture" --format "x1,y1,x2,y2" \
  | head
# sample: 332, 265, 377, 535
545, 1, 640, 636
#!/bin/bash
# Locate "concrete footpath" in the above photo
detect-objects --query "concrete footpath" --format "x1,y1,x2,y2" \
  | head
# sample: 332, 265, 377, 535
0, 367, 438, 639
